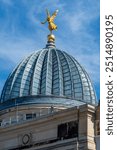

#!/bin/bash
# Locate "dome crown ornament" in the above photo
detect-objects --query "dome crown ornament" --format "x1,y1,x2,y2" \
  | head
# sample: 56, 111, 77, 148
41, 9, 58, 48
41, 9, 59, 34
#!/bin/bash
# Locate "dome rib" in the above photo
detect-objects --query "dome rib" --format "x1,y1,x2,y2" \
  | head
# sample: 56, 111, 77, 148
29, 51, 41, 95
52, 49, 63, 96
56, 50, 64, 96
61, 51, 74, 97
9, 57, 29, 97
83, 70, 93, 103
30, 51, 41, 95
57, 50, 72, 97
19, 52, 39, 97
10, 58, 28, 95
71, 56, 96, 104
84, 70, 97, 104
40, 51, 48, 94
63, 52, 83, 100
31, 49, 47, 95
2, 68, 18, 101
70, 56, 87, 101
45, 49, 53, 94
52, 49, 60, 95
1, 76, 10, 102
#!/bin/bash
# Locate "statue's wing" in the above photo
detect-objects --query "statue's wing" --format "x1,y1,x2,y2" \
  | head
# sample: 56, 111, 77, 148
50, 9, 59, 22
46, 9, 50, 17
41, 9, 49, 24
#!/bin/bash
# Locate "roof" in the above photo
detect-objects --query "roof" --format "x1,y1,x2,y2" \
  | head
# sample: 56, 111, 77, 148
0, 47, 97, 108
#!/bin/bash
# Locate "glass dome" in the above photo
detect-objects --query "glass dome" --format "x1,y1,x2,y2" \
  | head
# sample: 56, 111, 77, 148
0, 47, 97, 108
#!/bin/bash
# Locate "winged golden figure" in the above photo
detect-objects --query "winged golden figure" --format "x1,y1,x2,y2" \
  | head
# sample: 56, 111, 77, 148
41, 9, 59, 33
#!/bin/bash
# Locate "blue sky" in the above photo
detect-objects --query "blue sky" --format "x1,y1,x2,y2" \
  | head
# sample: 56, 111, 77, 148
0, 0, 100, 100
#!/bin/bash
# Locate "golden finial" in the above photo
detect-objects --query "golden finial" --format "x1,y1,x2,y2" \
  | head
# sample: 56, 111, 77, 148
41, 9, 59, 34
41, 9, 58, 47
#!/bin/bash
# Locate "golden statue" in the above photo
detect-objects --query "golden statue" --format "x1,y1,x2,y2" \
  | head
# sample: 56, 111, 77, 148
41, 9, 59, 34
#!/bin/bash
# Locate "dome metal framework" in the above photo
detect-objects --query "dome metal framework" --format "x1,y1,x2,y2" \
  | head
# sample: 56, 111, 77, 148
0, 48, 97, 107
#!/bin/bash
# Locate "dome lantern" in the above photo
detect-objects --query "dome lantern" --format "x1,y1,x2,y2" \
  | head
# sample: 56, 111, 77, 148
46, 34, 56, 48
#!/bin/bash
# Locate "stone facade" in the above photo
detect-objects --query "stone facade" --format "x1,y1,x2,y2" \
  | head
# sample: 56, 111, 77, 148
0, 104, 100, 150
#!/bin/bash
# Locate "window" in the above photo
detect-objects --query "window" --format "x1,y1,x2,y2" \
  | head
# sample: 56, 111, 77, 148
74, 83, 82, 88
58, 120, 78, 140
26, 113, 36, 120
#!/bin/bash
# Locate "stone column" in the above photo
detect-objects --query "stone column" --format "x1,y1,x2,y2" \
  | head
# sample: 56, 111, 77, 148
78, 104, 96, 150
